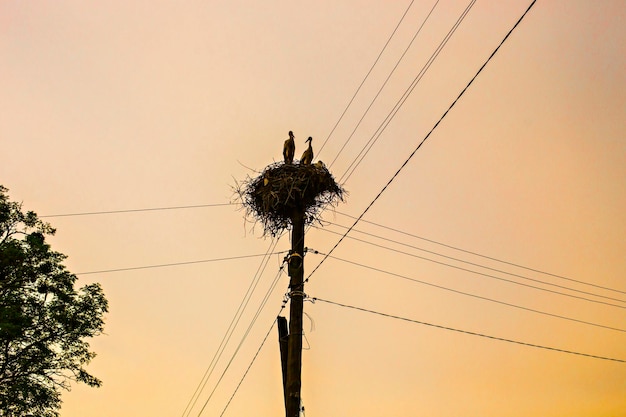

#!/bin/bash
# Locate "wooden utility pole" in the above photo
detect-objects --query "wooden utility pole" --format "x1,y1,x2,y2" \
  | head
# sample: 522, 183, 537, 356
284, 209, 306, 417
277, 316, 288, 409
239, 140, 343, 417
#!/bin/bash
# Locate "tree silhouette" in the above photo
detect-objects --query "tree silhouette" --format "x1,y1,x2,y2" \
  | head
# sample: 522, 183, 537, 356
0, 185, 108, 417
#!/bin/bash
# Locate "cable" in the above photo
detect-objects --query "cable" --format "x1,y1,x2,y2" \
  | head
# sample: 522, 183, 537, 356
43, 199, 622, 300
45, 199, 623, 296
317, 0, 417, 158
314, 224, 626, 305
307, 250, 626, 333
40, 203, 235, 218
219, 306, 285, 417
194, 264, 286, 417
45, 200, 624, 297
338, 0, 476, 184
333, 211, 626, 295
311, 229, 626, 310
327, 0, 441, 168
77, 252, 287, 276
181, 238, 282, 417
312, 297, 626, 363
306, 0, 538, 283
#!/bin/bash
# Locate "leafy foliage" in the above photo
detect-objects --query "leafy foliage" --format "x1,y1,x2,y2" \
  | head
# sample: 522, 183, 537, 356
0, 185, 108, 417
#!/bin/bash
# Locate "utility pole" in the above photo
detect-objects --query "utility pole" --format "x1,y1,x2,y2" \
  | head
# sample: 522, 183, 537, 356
277, 316, 288, 409
284, 209, 305, 417
238, 135, 343, 417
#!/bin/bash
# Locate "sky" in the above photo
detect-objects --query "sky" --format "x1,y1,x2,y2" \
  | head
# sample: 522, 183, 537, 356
1, 1, 625, 416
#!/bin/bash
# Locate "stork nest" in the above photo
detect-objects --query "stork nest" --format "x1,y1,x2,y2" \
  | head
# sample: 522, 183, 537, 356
236, 161, 345, 236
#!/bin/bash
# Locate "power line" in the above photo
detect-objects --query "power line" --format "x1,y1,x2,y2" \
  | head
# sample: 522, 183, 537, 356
314, 223, 626, 305
189, 234, 288, 416
307, 250, 626, 333
40, 199, 623, 301
194, 264, 286, 417
338, 0, 475, 183
47, 199, 624, 297
310, 229, 626, 310
180, 240, 276, 417
327, 0, 441, 169
333, 211, 626, 295
40, 197, 622, 296
181, 237, 283, 417
218, 312, 281, 417
312, 297, 626, 363
317, 0, 417, 158
306, 0, 538, 283
77, 252, 287, 276
40, 203, 235, 218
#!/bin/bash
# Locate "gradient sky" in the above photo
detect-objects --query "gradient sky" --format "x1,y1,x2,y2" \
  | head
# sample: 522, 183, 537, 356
2, 1, 625, 416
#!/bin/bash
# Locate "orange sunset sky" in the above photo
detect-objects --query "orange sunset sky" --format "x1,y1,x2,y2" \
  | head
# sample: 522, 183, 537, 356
1, 1, 625, 416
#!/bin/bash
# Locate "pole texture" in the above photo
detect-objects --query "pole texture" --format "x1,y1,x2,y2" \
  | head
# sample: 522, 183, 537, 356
285, 210, 305, 417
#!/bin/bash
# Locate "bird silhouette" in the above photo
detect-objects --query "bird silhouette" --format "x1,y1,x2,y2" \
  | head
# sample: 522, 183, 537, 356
283, 131, 295, 164
300, 137, 313, 165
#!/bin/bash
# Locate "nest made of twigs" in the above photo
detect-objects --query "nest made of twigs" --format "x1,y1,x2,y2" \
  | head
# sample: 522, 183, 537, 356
236, 161, 345, 236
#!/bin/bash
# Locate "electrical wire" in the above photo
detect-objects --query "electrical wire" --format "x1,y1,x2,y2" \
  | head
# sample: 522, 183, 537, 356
327, 0, 441, 168
333, 211, 626, 295
219, 306, 286, 417
77, 252, 287, 276
40, 203, 235, 218
312, 297, 626, 363
314, 223, 626, 305
213, 221, 316, 415
311, 229, 626, 310
317, 0, 417, 158
306, 0, 538, 284
181, 238, 281, 417
46, 200, 624, 297
306, 250, 626, 333
194, 264, 286, 417
39, 198, 622, 296
338, 0, 476, 184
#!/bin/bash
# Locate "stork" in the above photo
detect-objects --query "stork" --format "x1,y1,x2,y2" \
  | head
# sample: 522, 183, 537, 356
300, 137, 313, 165
283, 131, 295, 164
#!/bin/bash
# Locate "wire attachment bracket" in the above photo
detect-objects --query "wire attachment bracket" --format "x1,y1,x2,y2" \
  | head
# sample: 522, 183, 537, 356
288, 290, 307, 299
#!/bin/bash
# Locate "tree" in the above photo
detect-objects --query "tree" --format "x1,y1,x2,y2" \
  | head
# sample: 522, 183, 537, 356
0, 185, 108, 417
